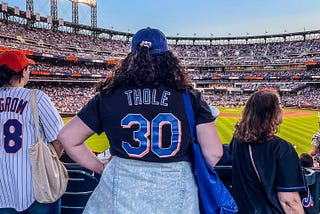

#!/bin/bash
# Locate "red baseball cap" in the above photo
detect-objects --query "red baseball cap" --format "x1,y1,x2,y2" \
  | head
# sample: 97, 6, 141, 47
0, 50, 35, 73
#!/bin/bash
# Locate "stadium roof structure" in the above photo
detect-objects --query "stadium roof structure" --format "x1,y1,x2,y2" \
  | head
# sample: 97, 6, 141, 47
1, 2, 320, 45
69, 0, 96, 7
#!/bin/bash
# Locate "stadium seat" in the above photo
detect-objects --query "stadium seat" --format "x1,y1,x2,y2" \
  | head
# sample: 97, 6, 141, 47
63, 162, 94, 175
302, 168, 318, 214
303, 167, 316, 186
61, 152, 104, 179
61, 152, 95, 175
61, 170, 99, 214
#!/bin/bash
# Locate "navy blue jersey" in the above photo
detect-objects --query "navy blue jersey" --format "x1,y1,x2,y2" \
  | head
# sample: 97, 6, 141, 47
230, 136, 306, 214
78, 85, 213, 162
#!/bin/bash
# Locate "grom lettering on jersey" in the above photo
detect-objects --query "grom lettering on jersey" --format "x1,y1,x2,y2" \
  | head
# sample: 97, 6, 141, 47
124, 89, 171, 106
0, 97, 28, 114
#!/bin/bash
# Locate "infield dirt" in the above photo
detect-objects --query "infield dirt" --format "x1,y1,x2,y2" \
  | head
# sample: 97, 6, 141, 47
220, 110, 314, 118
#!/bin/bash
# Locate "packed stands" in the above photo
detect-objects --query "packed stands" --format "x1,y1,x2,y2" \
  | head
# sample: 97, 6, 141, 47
0, 7, 320, 113
1, 3, 320, 213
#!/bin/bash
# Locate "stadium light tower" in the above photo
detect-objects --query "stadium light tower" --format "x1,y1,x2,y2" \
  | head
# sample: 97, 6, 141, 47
26, 0, 34, 28
26, 0, 34, 14
51, 0, 58, 29
70, 0, 97, 34
91, 1, 97, 38
26, 0, 34, 27
72, 0, 79, 29
91, 3, 97, 29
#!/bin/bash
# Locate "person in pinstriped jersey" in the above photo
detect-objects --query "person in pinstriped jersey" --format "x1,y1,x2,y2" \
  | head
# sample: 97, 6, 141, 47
0, 50, 64, 214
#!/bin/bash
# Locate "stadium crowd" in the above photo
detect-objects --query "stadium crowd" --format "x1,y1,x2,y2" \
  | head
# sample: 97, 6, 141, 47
0, 19, 319, 113
1, 8, 320, 214
1, 20, 320, 66
32, 61, 112, 76
27, 82, 96, 113
26, 81, 320, 113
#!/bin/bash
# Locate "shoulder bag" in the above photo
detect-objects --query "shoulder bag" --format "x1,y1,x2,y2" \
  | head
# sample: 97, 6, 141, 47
29, 90, 69, 203
183, 91, 238, 214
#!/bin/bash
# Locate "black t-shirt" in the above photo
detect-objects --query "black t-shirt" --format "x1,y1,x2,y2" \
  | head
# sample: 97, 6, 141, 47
230, 136, 306, 214
78, 85, 214, 162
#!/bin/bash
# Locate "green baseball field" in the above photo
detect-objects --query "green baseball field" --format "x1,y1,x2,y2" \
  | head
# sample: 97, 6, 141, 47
63, 107, 319, 155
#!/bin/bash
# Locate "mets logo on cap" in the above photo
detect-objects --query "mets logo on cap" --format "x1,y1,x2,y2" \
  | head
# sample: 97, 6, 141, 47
131, 27, 169, 54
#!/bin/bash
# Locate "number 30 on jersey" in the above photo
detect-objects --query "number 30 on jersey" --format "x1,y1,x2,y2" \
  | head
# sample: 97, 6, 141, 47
121, 113, 181, 158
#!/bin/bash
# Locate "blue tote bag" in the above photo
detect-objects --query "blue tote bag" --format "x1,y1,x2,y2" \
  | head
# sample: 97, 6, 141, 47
183, 91, 238, 214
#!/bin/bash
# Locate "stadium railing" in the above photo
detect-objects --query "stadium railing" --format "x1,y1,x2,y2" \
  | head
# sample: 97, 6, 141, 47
310, 168, 320, 212
58, 164, 320, 213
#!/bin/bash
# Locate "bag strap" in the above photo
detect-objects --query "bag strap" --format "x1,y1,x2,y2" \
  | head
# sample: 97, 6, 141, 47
183, 91, 197, 144
30, 90, 42, 143
249, 144, 280, 211
249, 144, 261, 182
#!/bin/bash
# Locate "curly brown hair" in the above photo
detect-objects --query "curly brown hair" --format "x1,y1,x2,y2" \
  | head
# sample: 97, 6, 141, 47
234, 90, 282, 143
95, 45, 193, 93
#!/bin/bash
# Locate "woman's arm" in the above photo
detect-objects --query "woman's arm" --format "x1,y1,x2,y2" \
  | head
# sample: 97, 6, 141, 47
310, 145, 318, 157
51, 140, 64, 158
277, 191, 304, 214
196, 122, 223, 167
57, 116, 106, 174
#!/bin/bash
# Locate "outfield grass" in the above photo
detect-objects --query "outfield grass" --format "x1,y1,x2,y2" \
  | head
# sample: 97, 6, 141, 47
217, 107, 319, 155
63, 108, 319, 155
62, 118, 110, 153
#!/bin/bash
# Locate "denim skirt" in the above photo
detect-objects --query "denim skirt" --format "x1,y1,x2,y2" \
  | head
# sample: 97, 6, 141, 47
83, 156, 199, 214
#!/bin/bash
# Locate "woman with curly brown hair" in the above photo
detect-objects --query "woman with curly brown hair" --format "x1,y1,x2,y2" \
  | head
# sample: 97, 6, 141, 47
230, 90, 305, 214
58, 27, 222, 213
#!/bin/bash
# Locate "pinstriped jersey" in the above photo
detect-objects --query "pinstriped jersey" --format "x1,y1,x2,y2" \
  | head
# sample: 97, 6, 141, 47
78, 85, 214, 162
0, 87, 63, 211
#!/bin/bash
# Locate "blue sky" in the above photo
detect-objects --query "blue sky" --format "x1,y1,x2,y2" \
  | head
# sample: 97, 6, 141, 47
5, 0, 320, 37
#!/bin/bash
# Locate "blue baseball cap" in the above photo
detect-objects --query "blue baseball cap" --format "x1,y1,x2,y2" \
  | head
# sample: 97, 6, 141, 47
131, 27, 169, 54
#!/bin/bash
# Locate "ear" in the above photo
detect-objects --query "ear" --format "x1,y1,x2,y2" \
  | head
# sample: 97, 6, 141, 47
22, 67, 29, 77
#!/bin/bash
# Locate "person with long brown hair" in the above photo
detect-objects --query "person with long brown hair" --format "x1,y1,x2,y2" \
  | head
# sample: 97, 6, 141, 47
58, 27, 222, 213
230, 90, 305, 214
